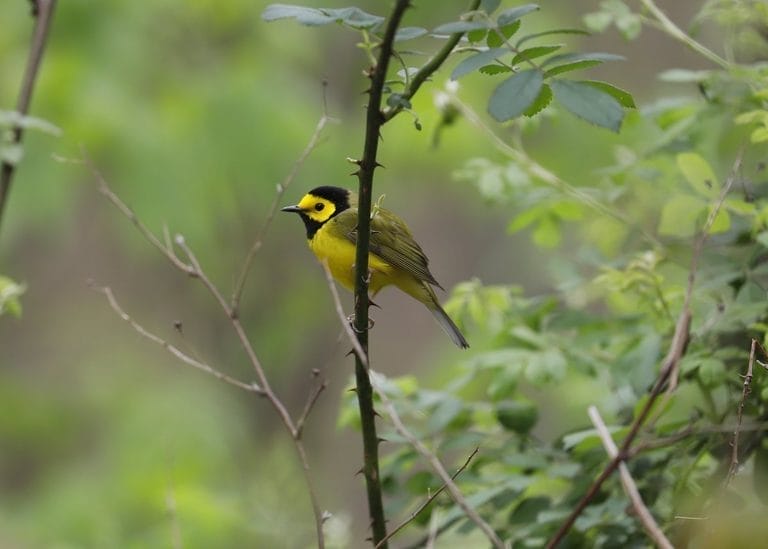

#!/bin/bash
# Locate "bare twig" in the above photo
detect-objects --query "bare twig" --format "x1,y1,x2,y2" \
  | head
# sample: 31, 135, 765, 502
85, 153, 193, 273
231, 98, 335, 314
375, 448, 479, 549
726, 338, 758, 484
370, 378, 504, 548
320, 261, 368, 368
547, 148, 744, 548
0, 0, 58, 233
296, 373, 328, 440
92, 167, 326, 548
94, 284, 262, 394
588, 406, 674, 549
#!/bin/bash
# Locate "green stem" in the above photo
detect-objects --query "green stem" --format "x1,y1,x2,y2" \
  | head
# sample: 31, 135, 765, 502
382, 0, 481, 122
353, 2, 411, 546
639, 0, 731, 70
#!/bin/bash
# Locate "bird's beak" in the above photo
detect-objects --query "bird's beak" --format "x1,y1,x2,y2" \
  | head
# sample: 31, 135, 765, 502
280, 205, 303, 213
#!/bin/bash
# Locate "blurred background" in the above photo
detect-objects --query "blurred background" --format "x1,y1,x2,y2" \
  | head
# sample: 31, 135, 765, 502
0, 1, 719, 546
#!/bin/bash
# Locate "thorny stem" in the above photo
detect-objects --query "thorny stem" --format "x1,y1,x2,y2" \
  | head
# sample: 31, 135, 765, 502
352, 3, 412, 545
0, 0, 58, 235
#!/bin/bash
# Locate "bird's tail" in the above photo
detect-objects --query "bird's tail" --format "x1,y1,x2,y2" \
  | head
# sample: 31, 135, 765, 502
429, 303, 469, 349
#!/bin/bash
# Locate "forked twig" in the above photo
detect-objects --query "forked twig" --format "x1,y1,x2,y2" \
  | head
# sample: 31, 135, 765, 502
231, 100, 336, 314
94, 284, 262, 393
374, 448, 479, 548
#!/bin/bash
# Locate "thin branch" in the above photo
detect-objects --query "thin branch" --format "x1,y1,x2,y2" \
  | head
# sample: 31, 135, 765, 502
92, 166, 326, 549
295, 373, 328, 440
588, 406, 674, 549
639, 0, 731, 70
231, 99, 335, 314
375, 448, 479, 549
547, 147, 744, 548
85, 152, 193, 273
726, 338, 757, 484
0, 0, 58, 233
382, 0, 481, 122
321, 261, 368, 368
372, 385, 505, 549
94, 284, 262, 394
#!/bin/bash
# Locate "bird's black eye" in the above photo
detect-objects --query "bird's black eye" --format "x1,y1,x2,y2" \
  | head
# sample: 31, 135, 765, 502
314, 203, 325, 211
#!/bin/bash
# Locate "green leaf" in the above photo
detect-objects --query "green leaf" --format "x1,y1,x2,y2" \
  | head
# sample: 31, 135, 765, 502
676, 152, 719, 197
550, 79, 625, 131
543, 52, 624, 77
495, 399, 538, 434
481, 0, 502, 14
262, 4, 337, 26
658, 69, 713, 83
516, 28, 589, 48
261, 5, 384, 29
497, 4, 540, 26
487, 20, 521, 47
532, 215, 561, 248
488, 70, 544, 122
394, 27, 427, 42
523, 83, 553, 117
657, 194, 706, 237
512, 45, 563, 65
433, 20, 490, 34
0, 144, 24, 166
583, 11, 613, 33
581, 80, 635, 108
707, 204, 730, 234
479, 65, 512, 76
451, 48, 507, 80
0, 276, 25, 317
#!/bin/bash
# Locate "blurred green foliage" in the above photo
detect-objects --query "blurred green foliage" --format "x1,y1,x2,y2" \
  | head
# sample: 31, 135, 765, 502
3, 0, 768, 547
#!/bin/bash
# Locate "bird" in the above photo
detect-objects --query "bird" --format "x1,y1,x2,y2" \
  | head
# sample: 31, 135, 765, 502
281, 185, 469, 349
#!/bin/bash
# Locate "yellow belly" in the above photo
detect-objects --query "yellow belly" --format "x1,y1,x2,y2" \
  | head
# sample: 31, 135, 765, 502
309, 225, 394, 293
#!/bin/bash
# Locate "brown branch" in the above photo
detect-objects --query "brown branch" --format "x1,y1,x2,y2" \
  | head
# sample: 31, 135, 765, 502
92, 165, 326, 548
375, 447, 479, 549
231, 95, 335, 314
726, 338, 759, 484
0, 0, 58, 233
588, 406, 674, 549
94, 284, 262, 394
547, 147, 744, 548
295, 371, 328, 440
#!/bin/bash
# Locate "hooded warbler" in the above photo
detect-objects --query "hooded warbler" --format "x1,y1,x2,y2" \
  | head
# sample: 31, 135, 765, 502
281, 186, 469, 349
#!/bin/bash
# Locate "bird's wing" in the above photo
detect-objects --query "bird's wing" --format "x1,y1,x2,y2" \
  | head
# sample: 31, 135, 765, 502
335, 207, 443, 288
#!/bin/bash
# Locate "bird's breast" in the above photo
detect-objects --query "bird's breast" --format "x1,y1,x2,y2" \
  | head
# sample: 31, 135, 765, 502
309, 223, 393, 292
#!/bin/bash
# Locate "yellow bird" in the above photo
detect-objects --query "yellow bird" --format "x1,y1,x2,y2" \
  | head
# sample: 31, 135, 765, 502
282, 186, 469, 348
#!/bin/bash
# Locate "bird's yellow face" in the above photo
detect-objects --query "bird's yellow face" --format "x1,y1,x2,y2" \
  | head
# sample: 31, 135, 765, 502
296, 193, 337, 223
281, 186, 353, 239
